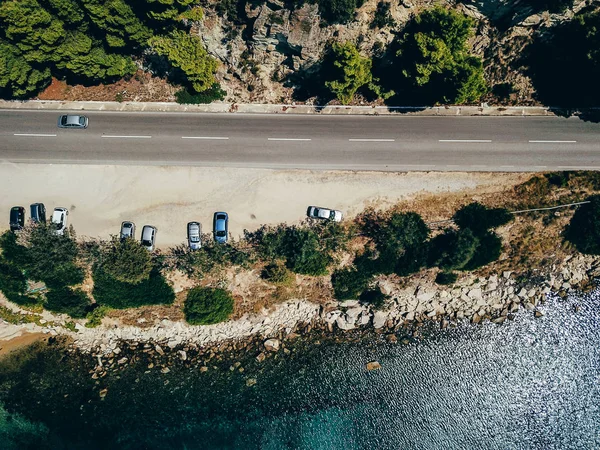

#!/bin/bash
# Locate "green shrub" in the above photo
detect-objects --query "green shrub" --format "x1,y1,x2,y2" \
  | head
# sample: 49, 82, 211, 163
0, 224, 84, 289
323, 41, 373, 105
175, 84, 226, 104
92, 267, 175, 309
184, 287, 234, 325
435, 271, 457, 285
168, 240, 253, 276
389, 6, 487, 104
453, 202, 513, 235
565, 195, 600, 254
331, 267, 370, 300
101, 237, 153, 284
394, 245, 428, 277
262, 261, 294, 285
371, 1, 394, 29
45, 288, 91, 318
85, 305, 111, 328
0, 259, 37, 306
359, 285, 387, 310
318, 0, 363, 24
428, 228, 478, 271
462, 232, 503, 271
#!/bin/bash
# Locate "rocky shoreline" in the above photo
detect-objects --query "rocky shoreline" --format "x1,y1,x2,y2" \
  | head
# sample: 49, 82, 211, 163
3, 254, 597, 371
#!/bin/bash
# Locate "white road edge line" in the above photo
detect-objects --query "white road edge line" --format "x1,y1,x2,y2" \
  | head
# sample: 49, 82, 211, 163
267, 138, 312, 141
101, 135, 152, 138
529, 140, 577, 143
14, 133, 57, 137
182, 136, 229, 140
439, 139, 492, 143
348, 138, 395, 142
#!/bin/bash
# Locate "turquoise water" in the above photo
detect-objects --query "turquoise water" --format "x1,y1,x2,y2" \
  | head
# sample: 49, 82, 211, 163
0, 290, 599, 449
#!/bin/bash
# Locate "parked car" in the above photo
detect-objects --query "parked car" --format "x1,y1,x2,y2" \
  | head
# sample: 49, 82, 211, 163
120, 221, 136, 240
30, 203, 46, 223
187, 221, 202, 250
307, 206, 343, 222
9, 206, 25, 231
213, 212, 229, 244
57, 114, 88, 129
51, 207, 68, 235
140, 225, 157, 251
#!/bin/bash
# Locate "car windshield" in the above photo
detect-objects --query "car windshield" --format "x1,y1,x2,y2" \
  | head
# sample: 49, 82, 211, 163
216, 231, 226, 237
79, 116, 86, 125
329, 210, 336, 219
54, 222, 63, 229
60, 116, 68, 125
190, 235, 200, 242
142, 240, 152, 247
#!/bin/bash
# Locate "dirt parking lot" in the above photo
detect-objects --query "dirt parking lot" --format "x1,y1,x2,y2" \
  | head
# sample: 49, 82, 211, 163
0, 164, 524, 248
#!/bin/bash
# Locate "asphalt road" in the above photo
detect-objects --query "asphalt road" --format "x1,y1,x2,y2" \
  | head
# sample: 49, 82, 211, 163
1, 109, 600, 171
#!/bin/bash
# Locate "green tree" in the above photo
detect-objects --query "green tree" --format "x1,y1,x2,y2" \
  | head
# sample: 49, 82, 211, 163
149, 30, 219, 93
183, 287, 234, 325
0, 0, 66, 62
359, 285, 388, 309
100, 237, 153, 284
79, 0, 153, 48
428, 228, 478, 271
92, 267, 175, 309
392, 6, 487, 104
565, 195, 600, 254
324, 42, 373, 105
0, 40, 51, 98
331, 267, 370, 300
453, 202, 513, 235
318, 0, 362, 25
45, 287, 91, 318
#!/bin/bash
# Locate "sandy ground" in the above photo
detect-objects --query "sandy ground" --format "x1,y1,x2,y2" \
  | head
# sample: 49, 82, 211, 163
0, 164, 525, 248
0, 327, 47, 357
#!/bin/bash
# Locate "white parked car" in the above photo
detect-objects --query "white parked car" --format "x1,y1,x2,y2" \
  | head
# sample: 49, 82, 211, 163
140, 225, 157, 251
307, 206, 343, 222
51, 207, 69, 235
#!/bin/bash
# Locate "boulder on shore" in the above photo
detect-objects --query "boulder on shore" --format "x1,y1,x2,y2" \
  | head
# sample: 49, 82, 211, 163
264, 339, 281, 352
365, 361, 381, 371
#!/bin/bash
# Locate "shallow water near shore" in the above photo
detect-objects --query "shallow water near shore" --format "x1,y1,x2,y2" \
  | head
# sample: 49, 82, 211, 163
1, 290, 599, 450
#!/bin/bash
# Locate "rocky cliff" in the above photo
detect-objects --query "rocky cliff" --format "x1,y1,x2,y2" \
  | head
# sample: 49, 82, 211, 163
196, 0, 589, 105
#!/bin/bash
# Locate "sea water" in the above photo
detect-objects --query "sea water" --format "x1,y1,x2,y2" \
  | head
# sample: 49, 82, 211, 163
0, 291, 598, 450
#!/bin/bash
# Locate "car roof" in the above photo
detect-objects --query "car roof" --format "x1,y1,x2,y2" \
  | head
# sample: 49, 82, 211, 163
142, 226, 155, 238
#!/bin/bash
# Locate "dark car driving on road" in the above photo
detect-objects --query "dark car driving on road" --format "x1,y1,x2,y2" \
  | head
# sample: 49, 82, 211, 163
213, 212, 228, 244
9, 206, 25, 231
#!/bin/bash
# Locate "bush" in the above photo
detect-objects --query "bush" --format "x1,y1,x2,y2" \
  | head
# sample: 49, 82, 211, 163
175, 84, 226, 104
85, 305, 111, 328
0, 259, 37, 305
428, 228, 478, 271
318, 0, 363, 24
101, 237, 153, 284
92, 267, 175, 309
45, 288, 91, 318
462, 232, 503, 271
359, 286, 388, 310
0, 225, 84, 289
245, 225, 331, 276
371, 1, 394, 29
184, 287, 234, 325
388, 6, 487, 105
435, 271, 457, 285
262, 261, 294, 285
331, 267, 370, 300
453, 202, 513, 235
323, 42, 373, 105
565, 195, 600, 254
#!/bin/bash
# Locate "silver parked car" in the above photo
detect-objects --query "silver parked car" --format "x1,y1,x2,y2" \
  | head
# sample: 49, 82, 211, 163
120, 221, 136, 240
307, 206, 343, 222
51, 207, 69, 235
213, 212, 228, 244
140, 225, 157, 251
187, 221, 202, 250
57, 114, 88, 129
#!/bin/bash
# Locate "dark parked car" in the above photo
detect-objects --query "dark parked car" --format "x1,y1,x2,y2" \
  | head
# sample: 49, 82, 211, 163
57, 114, 88, 129
140, 225, 157, 251
120, 221, 136, 240
9, 206, 25, 231
213, 212, 228, 244
187, 221, 201, 250
30, 203, 46, 223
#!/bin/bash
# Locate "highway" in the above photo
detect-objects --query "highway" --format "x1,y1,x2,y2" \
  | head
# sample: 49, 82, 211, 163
1, 109, 600, 171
